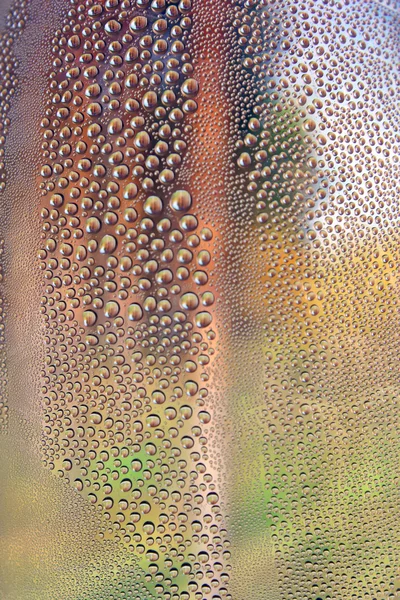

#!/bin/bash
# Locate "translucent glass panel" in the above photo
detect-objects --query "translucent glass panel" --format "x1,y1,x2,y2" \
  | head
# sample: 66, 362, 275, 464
0, 0, 399, 599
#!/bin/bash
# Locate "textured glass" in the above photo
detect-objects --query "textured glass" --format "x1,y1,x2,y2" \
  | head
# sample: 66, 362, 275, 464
0, 0, 399, 599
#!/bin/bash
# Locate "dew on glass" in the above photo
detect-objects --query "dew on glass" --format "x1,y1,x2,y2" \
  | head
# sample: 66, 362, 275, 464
0, 0, 399, 599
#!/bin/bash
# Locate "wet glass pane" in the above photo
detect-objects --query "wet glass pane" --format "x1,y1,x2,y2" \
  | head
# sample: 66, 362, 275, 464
0, 0, 399, 599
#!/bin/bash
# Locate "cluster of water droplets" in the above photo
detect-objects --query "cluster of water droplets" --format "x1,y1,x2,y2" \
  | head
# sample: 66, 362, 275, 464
209, 0, 400, 598
0, 0, 29, 431
38, 1, 230, 598
0, 0, 399, 598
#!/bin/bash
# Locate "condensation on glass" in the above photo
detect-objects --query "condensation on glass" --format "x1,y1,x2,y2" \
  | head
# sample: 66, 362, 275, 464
0, 0, 399, 599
